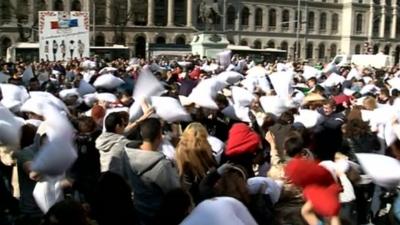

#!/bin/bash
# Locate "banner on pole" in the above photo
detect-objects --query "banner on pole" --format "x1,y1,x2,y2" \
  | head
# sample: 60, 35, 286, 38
39, 11, 90, 61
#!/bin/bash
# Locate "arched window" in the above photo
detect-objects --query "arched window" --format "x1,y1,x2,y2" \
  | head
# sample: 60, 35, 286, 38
94, 0, 106, 25
330, 44, 337, 58
110, 0, 128, 26
254, 40, 262, 49
373, 44, 379, 54
355, 44, 361, 54
240, 39, 248, 46
175, 36, 186, 45
241, 7, 250, 26
71, 0, 81, 11
227, 6, 236, 26
135, 36, 146, 58
306, 43, 313, 59
384, 45, 391, 54
318, 43, 325, 59
174, 0, 186, 26
0, 37, 12, 57
156, 36, 166, 44
228, 38, 235, 45
255, 8, 263, 27
373, 19, 380, 36
54, 0, 64, 11
16, 0, 29, 23
282, 10, 290, 30
319, 13, 327, 31
356, 14, 363, 33
308, 12, 315, 31
95, 34, 105, 46
385, 16, 391, 37
0, 0, 12, 22
132, 0, 148, 25
267, 40, 275, 48
331, 14, 339, 33
281, 41, 288, 51
155, 0, 167, 26
269, 9, 276, 27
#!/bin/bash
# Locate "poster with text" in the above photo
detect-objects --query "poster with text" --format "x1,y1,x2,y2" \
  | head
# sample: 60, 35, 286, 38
39, 11, 89, 61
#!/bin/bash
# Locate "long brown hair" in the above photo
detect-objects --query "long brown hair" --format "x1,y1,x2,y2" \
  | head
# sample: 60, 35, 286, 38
214, 166, 250, 205
175, 123, 216, 178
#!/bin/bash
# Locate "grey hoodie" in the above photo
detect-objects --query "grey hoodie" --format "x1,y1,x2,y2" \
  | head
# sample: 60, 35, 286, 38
123, 142, 180, 219
95, 132, 131, 176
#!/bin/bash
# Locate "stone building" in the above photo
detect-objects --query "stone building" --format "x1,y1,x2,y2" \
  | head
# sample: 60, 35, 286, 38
0, 0, 399, 63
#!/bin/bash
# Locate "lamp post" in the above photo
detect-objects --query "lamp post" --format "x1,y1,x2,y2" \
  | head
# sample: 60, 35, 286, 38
295, 0, 301, 61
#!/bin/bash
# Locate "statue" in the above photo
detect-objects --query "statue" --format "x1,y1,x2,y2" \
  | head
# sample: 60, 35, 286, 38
199, 0, 222, 31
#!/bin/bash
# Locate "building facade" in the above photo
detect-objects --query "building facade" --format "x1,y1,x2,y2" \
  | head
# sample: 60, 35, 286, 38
0, 0, 400, 63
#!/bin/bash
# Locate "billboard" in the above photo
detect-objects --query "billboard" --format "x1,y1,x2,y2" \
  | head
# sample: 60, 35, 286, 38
39, 11, 89, 61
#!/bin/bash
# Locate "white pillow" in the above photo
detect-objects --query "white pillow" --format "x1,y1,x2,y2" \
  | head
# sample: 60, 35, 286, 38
81, 60, 96, 70
33, 176, 64, 213
388, 77, 400, 90
246, 66, 268, 79
356, 153, 400, 189
22, 66, 34, 84
321, 73, 345, 88
247, 177, 282, 205
31, 105, 77, 175
129, 70, 165, 121
221, 105, 251, 123
208, 136, 224, 164
180, 197, 258, 225
150, 96, 191, 122
0, 104, 24, 146
96, 92, 117, 103
99, 66, 117, 75
188, 77, 226, 110
83, 93, 98, 107
78, 80, 96, 96
59, 88, 79, 99
0, 83, 30, 103
217, 71, 244, 84
302, 65, 319, 80
260, 96, 288, 117
82, 70, 96, 83
159, 138, 176, 161
29, 91, 69, 113
94, 73, 125, 90
232, 86, 254, 107
294, 109, 323, 128
241, 77, 257, 93
346, 67, 362, 80
217, 50, 232, 68
269, 71, 293, 99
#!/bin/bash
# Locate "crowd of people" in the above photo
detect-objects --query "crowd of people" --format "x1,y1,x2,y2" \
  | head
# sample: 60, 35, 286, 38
1, 53, 400, 225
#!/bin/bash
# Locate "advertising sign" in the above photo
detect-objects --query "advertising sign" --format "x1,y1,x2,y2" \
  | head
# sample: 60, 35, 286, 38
39, 11, 89, 61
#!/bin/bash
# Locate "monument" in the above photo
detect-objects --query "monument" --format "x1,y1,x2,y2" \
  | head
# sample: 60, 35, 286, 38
190, 0, 229, 58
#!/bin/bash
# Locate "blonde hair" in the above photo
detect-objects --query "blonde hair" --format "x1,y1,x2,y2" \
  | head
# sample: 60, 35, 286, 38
175, 123, 216, 178
363, 96, 377, 110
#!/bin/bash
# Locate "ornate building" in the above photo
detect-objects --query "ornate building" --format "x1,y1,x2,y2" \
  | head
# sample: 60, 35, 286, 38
0, 0, 400, 63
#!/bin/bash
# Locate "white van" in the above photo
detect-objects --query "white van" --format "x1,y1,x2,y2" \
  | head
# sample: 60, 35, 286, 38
331, 54, 392, 68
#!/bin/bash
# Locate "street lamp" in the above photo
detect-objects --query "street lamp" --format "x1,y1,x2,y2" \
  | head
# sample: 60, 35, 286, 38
295, 0, 301, 62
